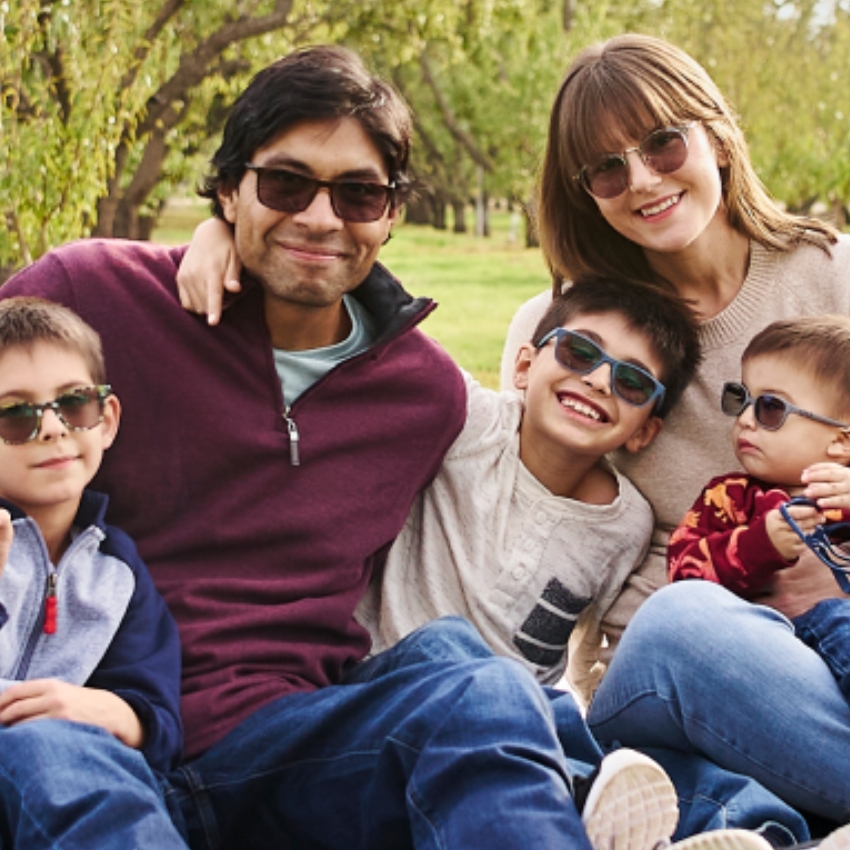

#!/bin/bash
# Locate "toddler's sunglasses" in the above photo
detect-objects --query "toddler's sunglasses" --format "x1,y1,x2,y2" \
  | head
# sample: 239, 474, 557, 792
780, 497, 850, 593
721, 381, 850, 432
576, 123, 696, 200
0, 385, 112, 445
536, 328, 665, 409
245, 164, 397, 223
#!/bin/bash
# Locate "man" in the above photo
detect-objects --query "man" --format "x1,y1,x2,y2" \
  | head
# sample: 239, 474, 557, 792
0, 44, 599, 850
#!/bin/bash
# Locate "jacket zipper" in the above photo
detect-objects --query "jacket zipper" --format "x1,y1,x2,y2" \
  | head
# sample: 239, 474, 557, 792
12, 524, 101, 679
44, 572, 58, 634
13, 557, 57, 678
283, 407, 300, 466
274, 296, 431, 468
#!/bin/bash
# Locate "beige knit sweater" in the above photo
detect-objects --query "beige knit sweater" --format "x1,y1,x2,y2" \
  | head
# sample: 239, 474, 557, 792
500, 236, 850, 692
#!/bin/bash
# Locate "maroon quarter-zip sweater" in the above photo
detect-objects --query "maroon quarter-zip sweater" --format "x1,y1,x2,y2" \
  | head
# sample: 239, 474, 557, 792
3, 239, 466, 758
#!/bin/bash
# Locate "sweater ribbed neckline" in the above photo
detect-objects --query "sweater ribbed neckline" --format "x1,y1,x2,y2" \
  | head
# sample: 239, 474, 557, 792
697, 241, 775, 352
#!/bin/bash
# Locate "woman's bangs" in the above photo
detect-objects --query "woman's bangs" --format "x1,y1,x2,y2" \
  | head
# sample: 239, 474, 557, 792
567, 71, 685, 169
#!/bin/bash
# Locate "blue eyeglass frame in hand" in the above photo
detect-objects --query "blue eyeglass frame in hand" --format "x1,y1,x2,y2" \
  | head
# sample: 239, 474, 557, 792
779, 496, 850, 593
536, 328, 666, 410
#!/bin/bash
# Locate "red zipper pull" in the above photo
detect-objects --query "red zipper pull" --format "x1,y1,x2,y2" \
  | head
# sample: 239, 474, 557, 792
44, 573, 57, 634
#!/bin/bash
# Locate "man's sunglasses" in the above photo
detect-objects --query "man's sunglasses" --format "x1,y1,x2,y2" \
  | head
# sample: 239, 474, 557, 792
721, 381, 850, 432
780, 497, 850, 593
536, 328, 665, 409
576, 123, 696, 200
0, 385, 112, 445
245, 164, 397, 223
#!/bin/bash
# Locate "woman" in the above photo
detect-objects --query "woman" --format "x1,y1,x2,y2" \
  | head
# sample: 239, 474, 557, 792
501, 33, 850, 825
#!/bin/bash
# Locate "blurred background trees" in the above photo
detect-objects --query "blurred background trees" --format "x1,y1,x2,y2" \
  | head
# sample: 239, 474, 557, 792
3, 0, 850, 272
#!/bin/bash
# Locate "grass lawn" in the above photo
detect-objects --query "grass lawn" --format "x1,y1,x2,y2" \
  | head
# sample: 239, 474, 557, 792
153, 199, 550, 388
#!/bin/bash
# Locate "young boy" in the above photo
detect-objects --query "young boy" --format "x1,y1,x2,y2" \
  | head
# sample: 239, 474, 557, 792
0, 297, 183, 788
356, 275, 701, 849
358, 275, 700, 696
669, 316, 850, 702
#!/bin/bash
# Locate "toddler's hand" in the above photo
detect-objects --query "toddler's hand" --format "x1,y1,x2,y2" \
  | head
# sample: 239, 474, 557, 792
0, 509, 12, 579
801, 462, 850, 514
766, 503, 821, 561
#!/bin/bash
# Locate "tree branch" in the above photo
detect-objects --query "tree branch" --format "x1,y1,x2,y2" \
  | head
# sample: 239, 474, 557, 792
419, 51, 494, 173
137, 0, 295, 137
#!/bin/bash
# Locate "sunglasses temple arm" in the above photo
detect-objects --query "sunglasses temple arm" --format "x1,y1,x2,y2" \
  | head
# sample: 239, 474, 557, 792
781, 500, 850, 594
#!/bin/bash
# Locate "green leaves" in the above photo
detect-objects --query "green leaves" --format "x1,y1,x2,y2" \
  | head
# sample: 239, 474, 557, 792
3, 0, 850, 274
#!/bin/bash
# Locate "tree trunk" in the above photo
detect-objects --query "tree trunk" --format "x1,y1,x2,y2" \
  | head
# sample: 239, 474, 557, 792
404, 192, 434, 225
452, 199, 467, 233
523, 201, 539, 248
432, 194, 447, 230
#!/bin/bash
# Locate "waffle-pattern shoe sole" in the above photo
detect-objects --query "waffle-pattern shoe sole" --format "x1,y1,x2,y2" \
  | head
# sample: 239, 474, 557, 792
582, 749, 679, 850
671, 829, 775, 850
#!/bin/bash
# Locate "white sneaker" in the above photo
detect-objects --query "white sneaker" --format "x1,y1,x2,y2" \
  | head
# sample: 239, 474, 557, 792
581, 748, 679, 850
670, 830, 775, 850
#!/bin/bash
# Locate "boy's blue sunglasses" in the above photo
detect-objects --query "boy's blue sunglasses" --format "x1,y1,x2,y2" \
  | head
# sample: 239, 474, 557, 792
536, 328, 665, 409
780, 496, 850, 593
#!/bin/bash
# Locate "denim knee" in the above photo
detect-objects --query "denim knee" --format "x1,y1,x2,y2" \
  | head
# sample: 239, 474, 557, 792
625, 581, 789, 652
0, 719, 155, 785
395, 616, 497, 663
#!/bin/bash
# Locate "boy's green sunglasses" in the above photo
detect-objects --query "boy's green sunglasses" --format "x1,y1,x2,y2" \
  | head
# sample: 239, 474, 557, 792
536, 328, 665, 409
0, 385, 112, 445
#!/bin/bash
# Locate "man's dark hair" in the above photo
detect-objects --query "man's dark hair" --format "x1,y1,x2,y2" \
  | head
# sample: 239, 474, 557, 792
531, 276, 702, 418
199, 45, 412, 218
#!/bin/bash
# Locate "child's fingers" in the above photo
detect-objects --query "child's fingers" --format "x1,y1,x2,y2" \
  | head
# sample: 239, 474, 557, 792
206, 258, 243, 326
802, 462, 850, 486
0, 509, 12, 573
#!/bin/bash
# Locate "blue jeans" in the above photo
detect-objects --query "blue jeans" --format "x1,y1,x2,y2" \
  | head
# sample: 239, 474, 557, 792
546, 686, 807, 843
794, 598, 850, 702
0, 615, 811, 849
587, 581, 850, 825
0, 619, 584, 850
0, 720, 187, 850
164, 616, 588, 849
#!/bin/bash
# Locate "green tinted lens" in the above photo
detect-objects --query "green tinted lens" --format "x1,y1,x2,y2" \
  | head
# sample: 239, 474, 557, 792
0, 402, 39, 444
558, 333, 604, 372
56, 389, 104, 429
612, 363, 656, 405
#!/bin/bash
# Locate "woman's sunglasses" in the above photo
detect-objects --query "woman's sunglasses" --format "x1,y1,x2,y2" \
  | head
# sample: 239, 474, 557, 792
245, 164, 397, 223
0, 385, 112, 445
780, 497, 850, 593
536, 328, 665, 409
576, 123, 696, 200
721, 381, 850, 432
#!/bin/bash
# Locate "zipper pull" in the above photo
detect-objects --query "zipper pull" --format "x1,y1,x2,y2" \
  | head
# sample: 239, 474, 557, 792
44, 573, 57, 635
284, 410, 301, 467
